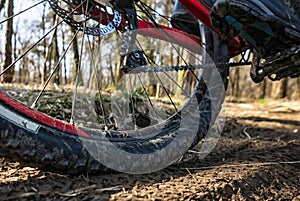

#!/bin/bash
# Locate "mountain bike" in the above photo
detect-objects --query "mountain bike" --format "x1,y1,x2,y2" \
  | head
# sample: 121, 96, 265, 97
0, 0, 298, 174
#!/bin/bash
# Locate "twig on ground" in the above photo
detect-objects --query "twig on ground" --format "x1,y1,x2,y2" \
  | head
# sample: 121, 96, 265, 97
56, 184, 124, 197
2, 191, 51, 201
241, 127, 252, 139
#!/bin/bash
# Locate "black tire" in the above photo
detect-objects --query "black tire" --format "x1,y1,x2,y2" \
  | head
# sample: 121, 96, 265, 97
286, 0, 300, 19
0, 0, 227, 174
0, 73, 224, 174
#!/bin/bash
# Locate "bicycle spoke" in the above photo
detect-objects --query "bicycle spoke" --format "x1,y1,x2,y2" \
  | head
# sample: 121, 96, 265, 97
0, 1, 86, 78
0, 0, 226, 174
0, 0, 208, 133
0, 1, 46, 25
135, 39, 195, 112
136, 74, 162, 122
87, 34, 110, 130
136, 0, 203, 85
70, 0, 91, 125
31, 28, 81, 109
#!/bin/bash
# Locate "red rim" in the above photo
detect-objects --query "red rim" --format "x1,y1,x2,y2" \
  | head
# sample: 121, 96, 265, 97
0, 90, 89, 138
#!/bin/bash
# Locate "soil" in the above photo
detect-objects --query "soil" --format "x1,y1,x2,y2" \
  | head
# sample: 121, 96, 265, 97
0, 99, 299, 200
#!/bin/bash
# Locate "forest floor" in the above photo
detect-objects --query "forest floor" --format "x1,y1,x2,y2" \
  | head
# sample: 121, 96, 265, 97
0, 98, 299, 200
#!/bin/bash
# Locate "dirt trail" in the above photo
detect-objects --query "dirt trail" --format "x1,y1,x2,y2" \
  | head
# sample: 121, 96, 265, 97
0, 100, 299, 200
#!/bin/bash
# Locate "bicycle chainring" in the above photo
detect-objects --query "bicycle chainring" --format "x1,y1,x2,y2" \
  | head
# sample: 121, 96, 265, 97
47, 0, 122, 36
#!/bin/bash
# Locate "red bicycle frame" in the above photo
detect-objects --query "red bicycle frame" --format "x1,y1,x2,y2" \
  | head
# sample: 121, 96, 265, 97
76, 0, 245, 56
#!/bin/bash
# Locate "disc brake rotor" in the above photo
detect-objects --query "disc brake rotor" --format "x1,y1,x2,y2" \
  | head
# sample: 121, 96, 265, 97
47, 0, 122, 36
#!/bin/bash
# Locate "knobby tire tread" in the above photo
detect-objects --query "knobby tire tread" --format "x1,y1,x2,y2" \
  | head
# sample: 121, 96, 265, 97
0, 1, 227, 174
0, 84, 219, 174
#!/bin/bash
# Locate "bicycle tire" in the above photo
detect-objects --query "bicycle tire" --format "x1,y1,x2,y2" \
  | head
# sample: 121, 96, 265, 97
286, 0, 300, 19
0, 0, 227, 174
0, 80, 221, 174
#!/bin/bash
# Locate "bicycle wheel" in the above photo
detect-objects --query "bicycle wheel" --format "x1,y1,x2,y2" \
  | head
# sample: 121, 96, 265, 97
0, 0, 226, 174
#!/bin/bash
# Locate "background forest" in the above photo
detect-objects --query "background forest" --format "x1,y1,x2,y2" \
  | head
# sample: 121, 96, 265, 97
0, 0, 299, 100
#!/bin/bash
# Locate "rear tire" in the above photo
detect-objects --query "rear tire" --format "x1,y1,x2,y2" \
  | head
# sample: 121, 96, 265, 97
0, 0, 227, 174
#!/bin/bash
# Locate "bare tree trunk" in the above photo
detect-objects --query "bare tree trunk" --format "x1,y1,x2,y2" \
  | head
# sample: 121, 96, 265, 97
278, 78, 289, 99
259, 79, 267, 99
2, 0, 14, 83
297, 77, 300, 99
233, 68, 240, 98
35, 49, 42, 84
114, 60, 123, 86
0, 0, 5, 11
61, 28, 67, 85
42, 2, 47, 84
114, 36, 123, 86
109, 54, 115, 86
13, 17, 17, 80
18, 48, 21, 83
53, 16, 60, 85
21, 56, 29, 84
13, 2, 22, 83
71, 27, 82, 85
88, 37, 96, 89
